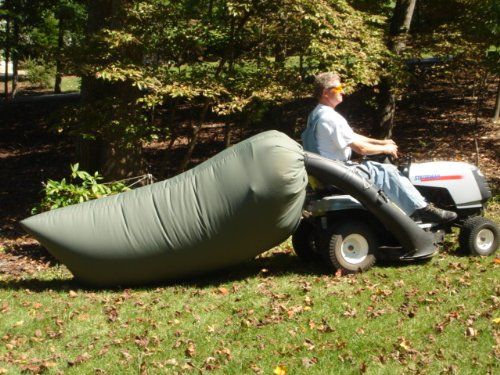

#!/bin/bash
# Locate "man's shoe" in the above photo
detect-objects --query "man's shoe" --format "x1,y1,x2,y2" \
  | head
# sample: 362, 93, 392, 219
411, 204, 457, 224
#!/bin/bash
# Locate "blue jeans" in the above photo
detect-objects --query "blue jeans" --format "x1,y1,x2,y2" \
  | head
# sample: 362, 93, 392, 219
354, 161, 427, 215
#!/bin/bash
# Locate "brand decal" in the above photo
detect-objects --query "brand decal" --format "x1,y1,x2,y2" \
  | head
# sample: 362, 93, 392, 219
414, 175, 463, 182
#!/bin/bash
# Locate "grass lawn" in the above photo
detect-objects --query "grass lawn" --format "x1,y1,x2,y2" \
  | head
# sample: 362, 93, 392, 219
0, 204, 498, 374
58, 76, 81, 93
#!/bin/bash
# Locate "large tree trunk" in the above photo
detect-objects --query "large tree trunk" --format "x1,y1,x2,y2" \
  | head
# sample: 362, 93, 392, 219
377, 77, 396, 138
78, 0, 146, 180
102, 140, 144, 180
375, 0, 417, 138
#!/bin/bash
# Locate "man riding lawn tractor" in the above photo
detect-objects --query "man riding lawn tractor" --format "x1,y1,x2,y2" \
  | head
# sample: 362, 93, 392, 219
295, 72, 498, 273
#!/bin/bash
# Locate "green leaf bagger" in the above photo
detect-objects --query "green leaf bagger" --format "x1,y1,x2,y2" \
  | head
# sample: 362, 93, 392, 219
21, 131, 308, 286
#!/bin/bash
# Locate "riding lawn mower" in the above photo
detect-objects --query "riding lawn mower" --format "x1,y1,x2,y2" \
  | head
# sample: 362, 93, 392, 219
294, 153, 499, 273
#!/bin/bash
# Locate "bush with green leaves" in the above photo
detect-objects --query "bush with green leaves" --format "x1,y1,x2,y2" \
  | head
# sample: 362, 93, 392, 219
32, 164, 129, 214
24, 58, 56, 89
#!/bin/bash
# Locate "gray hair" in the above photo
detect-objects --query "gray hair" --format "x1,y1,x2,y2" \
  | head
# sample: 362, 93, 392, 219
314, 72, 340, 99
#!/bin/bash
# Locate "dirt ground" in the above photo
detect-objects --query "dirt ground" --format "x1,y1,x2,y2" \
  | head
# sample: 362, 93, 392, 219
1, 75, 499, 276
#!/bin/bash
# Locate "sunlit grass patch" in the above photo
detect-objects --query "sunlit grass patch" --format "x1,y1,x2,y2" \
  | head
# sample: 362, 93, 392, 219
0, 205, 498, 374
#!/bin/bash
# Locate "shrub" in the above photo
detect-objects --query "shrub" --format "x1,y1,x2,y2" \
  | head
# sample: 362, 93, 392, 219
32, 164, 129, 214
24, 58, 56, 89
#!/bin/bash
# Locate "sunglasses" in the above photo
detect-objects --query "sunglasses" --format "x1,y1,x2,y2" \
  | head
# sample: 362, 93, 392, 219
329, 85, 344, 94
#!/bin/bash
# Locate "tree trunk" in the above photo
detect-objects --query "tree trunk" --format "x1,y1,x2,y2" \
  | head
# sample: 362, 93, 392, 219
494, 79, 500, 123
3, 5, 10, 100
11, 15, 19, 98
54, 13, 64, 94
178, 101, 210, 172
102, 140, 145, 181
377, 77, 396, 138
375, 0, 417, 138
78, 0, 146, 180
224, 122, 232, 148
74, 137, 103, 173
389, 0, 417, 52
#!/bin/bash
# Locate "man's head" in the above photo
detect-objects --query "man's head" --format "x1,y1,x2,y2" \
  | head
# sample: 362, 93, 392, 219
314, 72, 344, 108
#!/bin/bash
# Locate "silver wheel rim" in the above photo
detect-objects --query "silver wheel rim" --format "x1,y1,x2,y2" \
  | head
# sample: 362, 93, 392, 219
475, 229, 495, 252
340, 234, 369, 264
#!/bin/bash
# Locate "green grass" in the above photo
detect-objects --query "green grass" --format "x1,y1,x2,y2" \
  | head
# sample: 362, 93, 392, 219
57, 76, 81, 93
1, 206, 498, 374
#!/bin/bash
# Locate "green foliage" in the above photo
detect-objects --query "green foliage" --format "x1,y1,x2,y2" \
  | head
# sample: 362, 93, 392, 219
32, 164, 129, 214
413, 0, 499, 73
24, 58, 55, 88
69, 0, 390, 147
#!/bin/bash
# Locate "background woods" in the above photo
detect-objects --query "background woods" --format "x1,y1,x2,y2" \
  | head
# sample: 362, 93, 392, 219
0, 2, 498, 373
1, 0, 499, 178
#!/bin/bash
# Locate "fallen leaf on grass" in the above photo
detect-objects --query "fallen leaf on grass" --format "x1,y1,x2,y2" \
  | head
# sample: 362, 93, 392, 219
181, 362, 195, 371
302, 357, 318, 368
493, 258, 500, 264
202, 356, 219, 371
343, 307, 357, 317
273, 364, 287, 375
165, 358, 178, 366
104, 306, 119, 322
215, 347, 232, 362
465, 327, 478, 337
399, 338, 412, 352
69, 290, 78, 298
185, 341, 196, 357
217, 287, 229, 296
121, 350, 133, 362
68, 352, 91, 366
250, 363, 263, 374
1, 303, 9, 313
303, 339, 315, 351
359, 362, 367, 373
492, 318, 500, 325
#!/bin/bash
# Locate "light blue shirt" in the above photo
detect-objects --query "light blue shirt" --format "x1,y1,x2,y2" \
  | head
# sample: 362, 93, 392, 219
301, 104, 356, 161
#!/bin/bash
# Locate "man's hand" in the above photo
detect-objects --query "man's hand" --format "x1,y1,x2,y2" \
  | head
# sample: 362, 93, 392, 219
384, 143, 398, 158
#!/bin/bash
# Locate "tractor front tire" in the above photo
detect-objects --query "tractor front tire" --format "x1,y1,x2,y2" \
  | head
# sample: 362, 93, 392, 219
459, 216, 498, 256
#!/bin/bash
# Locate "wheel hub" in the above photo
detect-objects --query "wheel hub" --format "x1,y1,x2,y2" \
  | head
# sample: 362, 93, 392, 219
340, 234, 369, 264
476, 228, 494, 251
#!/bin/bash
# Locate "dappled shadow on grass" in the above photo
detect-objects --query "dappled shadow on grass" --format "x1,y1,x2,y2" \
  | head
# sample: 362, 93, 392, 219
0, 277, 78, 292
2, 248, 468, 292
182, 252, 332, 289
0, 251, 331, 292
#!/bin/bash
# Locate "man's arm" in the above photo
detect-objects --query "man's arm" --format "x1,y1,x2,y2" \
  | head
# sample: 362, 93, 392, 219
355, 133, 396, 146
349, 133, 398, 158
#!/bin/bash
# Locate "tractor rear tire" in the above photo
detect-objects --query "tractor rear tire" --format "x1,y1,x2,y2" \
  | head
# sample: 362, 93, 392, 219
323, 221, 377, 273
